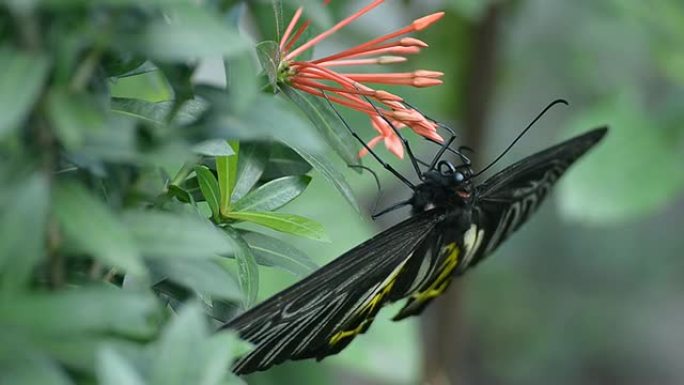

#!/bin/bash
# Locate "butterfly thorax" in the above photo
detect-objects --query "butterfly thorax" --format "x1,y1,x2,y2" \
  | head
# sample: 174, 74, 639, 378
411, 166, 474, 214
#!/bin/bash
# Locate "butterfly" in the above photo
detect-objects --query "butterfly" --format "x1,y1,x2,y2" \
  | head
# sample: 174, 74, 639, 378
220, 99, 607, 375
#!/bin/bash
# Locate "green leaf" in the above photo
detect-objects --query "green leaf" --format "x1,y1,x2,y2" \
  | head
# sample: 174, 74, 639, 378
226, 211, 328, 242
231, 143, 270, 201
0, 174, 49, 290
256, 40, 280, 88
223, 228, 259, 308
0, 287, 159, 338
195, 166, 221, 220
232, 175, 311, 212
46, 87, 105, 149
148, 303, 248, 385
216, 142, 239, 215
195, 89, 323, 151
53, 182, 145, 276
152, 259, 242, 301
0, 350, 73, 385
0, 47, 50, 137
281, 85, 359, 165
96, 347, 147, 385
110, 98, 207, 126
241, 231, 318, 277
192, 139, 235, 157
262, 143, 312, 179
290, 144, 361, 213
128, 5, 250, 62
123, 211, 233, 259
149, 303, 208, 385
225, 52, 258, 114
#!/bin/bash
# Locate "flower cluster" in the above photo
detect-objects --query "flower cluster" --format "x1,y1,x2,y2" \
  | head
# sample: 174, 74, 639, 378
277, 0, 445, 158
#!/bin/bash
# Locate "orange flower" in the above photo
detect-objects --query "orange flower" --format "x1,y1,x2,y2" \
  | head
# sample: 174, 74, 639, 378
277, 0, 445, 159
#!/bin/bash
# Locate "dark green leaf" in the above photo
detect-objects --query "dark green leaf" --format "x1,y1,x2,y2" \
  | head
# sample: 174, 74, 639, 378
223, 228, 259, 308
232, 142, 270, 201
225, 53, 258, 113
110, 98, 207, 126
232, 175, 311, 212
195, 89, 323, 151
123, 211, 233, 259
0, 287, 159, 338
192, 139, 235, 156
149, 303, 207, 385
53, 182, 145, 276
290, 144, 361, 213
216, 142, 239, 215
281, 85, 359, 165
256, 40, 280, 88
129, 5, 250, 62
152, 259, 242, 301
241, 231, 318, 277
0, 350, 73, 385
226, 211, 328, 241
0, 174, 49, 290
96, 347, 147, 385
195, 166, 221, 220
0, 47, 50, 137
47, 88, 105, 149
262, 143, 312, 179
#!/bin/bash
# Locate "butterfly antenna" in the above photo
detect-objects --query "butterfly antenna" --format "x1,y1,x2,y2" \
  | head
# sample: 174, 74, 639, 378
473, 99, 569, 177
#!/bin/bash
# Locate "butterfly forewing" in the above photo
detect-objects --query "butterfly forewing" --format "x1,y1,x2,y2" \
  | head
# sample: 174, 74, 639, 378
223, 209, 445, 374
473, 127, 607, 265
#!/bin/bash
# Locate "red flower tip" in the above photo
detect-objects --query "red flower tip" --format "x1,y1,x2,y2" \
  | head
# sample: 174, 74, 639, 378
412, 12, 445, 31
374, 90, 403, 102
413, 78, 443, 87
415, 70, 444, 78
399, 37, 428, 48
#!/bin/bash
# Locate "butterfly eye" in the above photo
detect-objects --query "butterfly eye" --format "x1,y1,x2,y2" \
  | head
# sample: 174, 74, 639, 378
454, 172, 465, 183
438, 160, 456, 176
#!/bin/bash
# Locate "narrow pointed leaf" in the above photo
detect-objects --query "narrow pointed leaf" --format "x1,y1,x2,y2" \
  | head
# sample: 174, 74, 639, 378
223, 228, 259, 308
232, 175, 311, 212
226, 211, 328, 242
0, 174, 49, 290
195, 166, 221, 220
97, 347, 148, 385
216, 142, 238, 215
152, 259, 242, 301
123, 211, 233, 259
281, 85, 358, 165
0, 47, 50, 137
289, 144, 361, 213
53, 182, 145, 276
241, 231, 318, 277
231, 143, 269, 201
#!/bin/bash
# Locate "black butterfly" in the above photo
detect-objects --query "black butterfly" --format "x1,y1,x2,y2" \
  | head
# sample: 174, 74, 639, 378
221, 99, 607, 375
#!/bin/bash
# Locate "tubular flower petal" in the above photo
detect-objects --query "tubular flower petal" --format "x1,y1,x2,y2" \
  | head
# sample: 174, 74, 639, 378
277, 1, 445, 158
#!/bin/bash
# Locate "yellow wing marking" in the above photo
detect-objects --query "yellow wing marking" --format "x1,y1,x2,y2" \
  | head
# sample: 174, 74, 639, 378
409, 242, 460, 303
328, 258, 408, 346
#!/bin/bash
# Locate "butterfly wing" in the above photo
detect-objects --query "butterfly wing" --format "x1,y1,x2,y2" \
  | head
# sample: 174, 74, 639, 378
472, 127, 607, 265
222, 209, 446, 374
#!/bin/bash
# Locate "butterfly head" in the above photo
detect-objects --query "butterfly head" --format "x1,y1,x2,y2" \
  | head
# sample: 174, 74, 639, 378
412, 160, 474, 212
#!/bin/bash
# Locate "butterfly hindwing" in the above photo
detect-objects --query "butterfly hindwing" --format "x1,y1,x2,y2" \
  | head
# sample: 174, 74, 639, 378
223, 209, 445, 374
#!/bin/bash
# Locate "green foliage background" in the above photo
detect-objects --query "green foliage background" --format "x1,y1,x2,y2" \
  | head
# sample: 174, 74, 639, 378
1, 0, 683, 385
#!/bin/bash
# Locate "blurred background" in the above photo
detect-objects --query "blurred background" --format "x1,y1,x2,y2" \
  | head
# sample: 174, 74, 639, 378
235, 0, 684, 384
